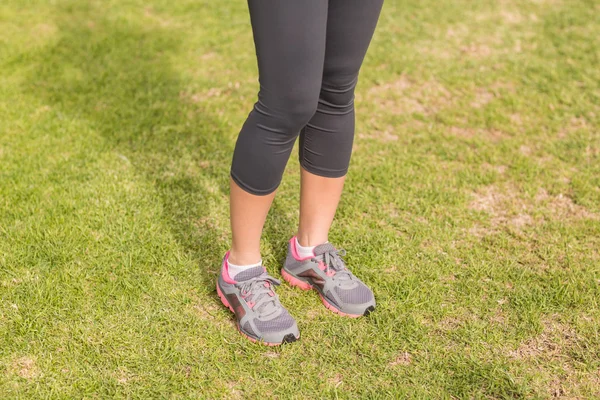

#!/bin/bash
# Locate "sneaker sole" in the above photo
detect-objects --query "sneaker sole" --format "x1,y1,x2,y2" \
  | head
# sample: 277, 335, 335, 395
281, 268, 372, 318
216, 282, 299, 346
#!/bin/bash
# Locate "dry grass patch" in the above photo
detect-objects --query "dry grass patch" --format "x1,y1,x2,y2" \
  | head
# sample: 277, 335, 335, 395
469, 184, 532, 232
226, 381, 244, 399
422, 23, 508, 59
528, 0, 562, 5
535, 189, 598, 220
507, 315, 599, 398
489, 309, 508, 326
519, 145, 533, 156
179, 82, 242, 104
389, 352, 413, 366
470, 88, 495, 109
9, 356, 39, 380
327, 374, 344, 388
359, 127, 399, 142
367, 75, 453, 116
558, 117, 592, 139
448, 126, 506, 142
460, 43, 493, 58
421, 46, 454, 60
482, 163, 508, 175
192, 299, 220, 320
457, 31, 503, 59
143, 6, 180, 28
195, 214, 228, 241
468, 185, 597, 235
509, 316, 577, 360
115, 367, 134, 385
500, 10, 525, 24
510, 113, 525, 127
358, 119, 426, 143
437, 316, 465, 331
472, 1, 542, 25
33, 23, 57, 38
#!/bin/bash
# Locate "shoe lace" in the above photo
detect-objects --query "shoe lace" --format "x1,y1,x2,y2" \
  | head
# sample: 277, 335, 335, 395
311, 249, 354, 285
235, 273, 281, 318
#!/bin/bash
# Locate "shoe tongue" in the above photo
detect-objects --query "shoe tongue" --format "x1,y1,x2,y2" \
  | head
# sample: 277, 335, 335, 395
235, 267, 277, 316
313, 243, 350, 279
234, 266, 265, 282
313, 243, 336, 256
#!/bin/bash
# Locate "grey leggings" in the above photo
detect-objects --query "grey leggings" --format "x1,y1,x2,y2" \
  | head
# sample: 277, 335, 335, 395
230, 0, 384, 195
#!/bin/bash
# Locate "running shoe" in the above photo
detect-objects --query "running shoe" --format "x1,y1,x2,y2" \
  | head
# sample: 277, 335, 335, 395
281, 237, 376, 317
216, 252, 300, 345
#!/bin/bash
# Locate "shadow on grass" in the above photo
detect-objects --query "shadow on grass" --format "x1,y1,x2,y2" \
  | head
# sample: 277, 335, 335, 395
25, 3, 296, 291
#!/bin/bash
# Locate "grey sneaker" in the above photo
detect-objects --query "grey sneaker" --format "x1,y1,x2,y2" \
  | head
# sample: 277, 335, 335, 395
216, 252, 300, 345
281, 237, 376, 317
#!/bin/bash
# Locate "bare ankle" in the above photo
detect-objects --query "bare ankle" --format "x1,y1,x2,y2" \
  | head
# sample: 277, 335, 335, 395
228, 249, 262, 266
296, 232, 328, 247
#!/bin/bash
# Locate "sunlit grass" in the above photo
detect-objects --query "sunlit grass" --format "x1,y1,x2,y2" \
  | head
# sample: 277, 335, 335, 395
0, 0, 599, 398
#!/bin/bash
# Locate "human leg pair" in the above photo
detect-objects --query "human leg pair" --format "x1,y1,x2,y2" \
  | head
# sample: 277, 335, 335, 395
220, 0, 383, 345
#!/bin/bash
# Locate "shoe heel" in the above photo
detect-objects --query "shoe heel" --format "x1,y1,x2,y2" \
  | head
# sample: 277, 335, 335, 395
216, 283, 234, 313
281, 269, 312, 291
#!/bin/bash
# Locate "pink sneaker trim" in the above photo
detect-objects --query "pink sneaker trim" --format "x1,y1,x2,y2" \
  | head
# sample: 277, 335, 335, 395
217, 281, 297, 346
281, 268, 364, 318
239, 331, 283, 346
216, 281, 234, 313
220, 252, 237, 284
318, 294, 362, 318
281, 269, 312, 290
289, 236, 314, 261
221, 251, 266, 284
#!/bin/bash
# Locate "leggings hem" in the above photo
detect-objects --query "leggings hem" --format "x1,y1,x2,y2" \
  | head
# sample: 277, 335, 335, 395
299, 160, 348, 179
230, 171, 280, 196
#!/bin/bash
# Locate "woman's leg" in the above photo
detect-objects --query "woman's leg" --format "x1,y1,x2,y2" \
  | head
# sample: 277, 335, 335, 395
282, 1, 383, 318
297, 172, 345, 248
296, 0, 384, 248
228, 179, 276, 265
218, 0, 331, 346
228, 0, 328, 267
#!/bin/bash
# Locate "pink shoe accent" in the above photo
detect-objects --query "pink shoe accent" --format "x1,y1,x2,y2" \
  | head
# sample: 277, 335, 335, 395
221, 251, 266, 284
286, 239, 364, 318
318, 294, 362, 318
216, 281, 234, 313
220, 252, 237, 284
281, 269, 313, 290
317, 261, 335, 277
289, 236, 314, 261
216, 282, 296, 346
238, 331, 283, 346
281, 268, 363, 318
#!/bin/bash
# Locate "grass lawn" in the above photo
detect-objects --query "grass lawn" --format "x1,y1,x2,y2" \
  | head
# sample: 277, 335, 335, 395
1, 0, 599, 398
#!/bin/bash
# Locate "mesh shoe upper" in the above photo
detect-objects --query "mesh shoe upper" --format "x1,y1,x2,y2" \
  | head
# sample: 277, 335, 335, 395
217, 253, 299, 344
283, 238, 375, 316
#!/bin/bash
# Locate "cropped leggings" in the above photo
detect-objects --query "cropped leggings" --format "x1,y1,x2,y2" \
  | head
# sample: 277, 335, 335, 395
230, 0, 384, 195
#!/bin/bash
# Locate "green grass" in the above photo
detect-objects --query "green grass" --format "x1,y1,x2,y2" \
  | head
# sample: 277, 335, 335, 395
1, 0, 599, 398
